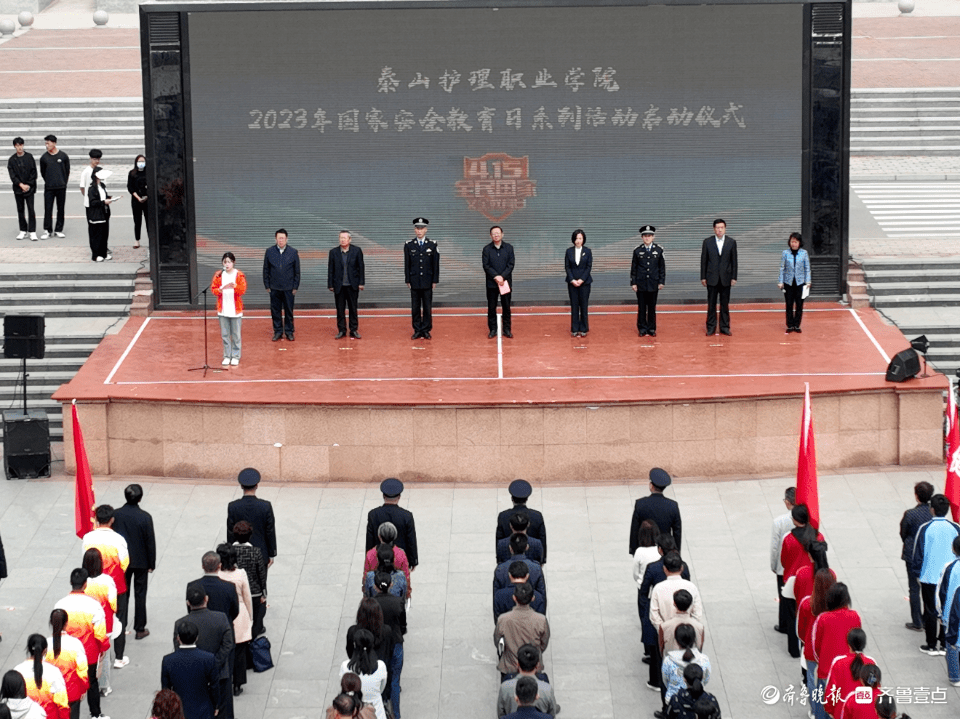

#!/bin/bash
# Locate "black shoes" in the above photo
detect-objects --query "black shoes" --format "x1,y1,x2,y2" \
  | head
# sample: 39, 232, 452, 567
488, 330, 497, 339
285, 334, 294, 342
719, 328, 732, 336
423, 331, 431, 339
905, 623, 922, 632
648, 331, 656, 337
335, 331, 346, 339
272, 334, 282, 341
503, 330, 513, 338
412, 332, 421, 340
350, 331, 362, 339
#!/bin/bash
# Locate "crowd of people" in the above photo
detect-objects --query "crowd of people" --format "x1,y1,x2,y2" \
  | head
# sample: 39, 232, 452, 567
6, 138, 148, 259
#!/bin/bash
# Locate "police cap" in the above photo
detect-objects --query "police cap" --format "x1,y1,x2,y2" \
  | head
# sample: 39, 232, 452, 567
380, 477, 404, 497
639, 225, 656, 235
238, 467, 261, 487
509, 479, 533, 499
413, 218, 429, 227
649, 467, 672, 488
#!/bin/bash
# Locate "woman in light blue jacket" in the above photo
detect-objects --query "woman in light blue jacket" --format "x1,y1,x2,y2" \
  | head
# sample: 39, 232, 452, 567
778, 232, 811, 333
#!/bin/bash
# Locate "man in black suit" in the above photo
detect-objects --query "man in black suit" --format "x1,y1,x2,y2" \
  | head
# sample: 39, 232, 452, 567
327, 229, 365, 339
700, 218, 738, 336
482, 225, 515, 338
629, 468, 682, 555
405, 217, 440, 340
365, 478, 419, 570
188, 552, 239, 624
262, 228, 301, 342
162, 619, 219, 719
496, 480, 547, 564
175, 586, 235, 719
112, 483, 156, 654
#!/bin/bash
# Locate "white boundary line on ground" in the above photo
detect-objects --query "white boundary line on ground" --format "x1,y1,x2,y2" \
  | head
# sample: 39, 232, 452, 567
497, 314, 504, 379
110, 370, 887, 387
104, 315, 151, 384
848, 308, 891, 364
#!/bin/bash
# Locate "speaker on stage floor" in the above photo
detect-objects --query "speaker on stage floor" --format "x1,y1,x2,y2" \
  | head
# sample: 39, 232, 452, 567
885, 349, 921, 383
3, 314, 45, 360
3, 409, 51, 480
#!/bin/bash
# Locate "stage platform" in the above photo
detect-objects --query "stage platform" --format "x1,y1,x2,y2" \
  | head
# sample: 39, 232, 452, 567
53, 303, 948, 482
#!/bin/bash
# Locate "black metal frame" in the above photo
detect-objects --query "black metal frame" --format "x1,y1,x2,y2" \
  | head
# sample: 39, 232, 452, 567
140, 0, 852, 308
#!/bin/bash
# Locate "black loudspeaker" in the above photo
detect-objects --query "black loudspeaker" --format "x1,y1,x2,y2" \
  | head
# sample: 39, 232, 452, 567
3, 409, 51, 479
885, 349, 921, 383
3, 314, 45, 359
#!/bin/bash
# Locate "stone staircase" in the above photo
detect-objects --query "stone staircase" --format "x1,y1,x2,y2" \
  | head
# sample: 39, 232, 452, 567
0, 267, 137, 440
859, 256, 960, 373
0, 98, 145, 166
851, 88, 960, 156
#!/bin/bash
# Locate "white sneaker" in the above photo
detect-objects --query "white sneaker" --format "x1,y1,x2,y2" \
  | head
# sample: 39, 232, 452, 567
40, 231, 50, 239
16, 231, 26, 240
54, 231, 65, 238
95, 256, 104, 262
92, 715, 110, 719
222, 358, 231, 366
113, 656, 129, 668
29, 232, 38, 241
100, 686, 113, 696
104, 253, 113, 261
230, 358, 239, 366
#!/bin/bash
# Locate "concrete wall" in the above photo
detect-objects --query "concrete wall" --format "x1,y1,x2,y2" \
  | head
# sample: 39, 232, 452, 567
62, 388, 945, 482
0, 0, 54, 15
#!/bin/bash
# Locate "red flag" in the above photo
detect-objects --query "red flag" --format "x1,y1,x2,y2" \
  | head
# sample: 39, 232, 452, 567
73, 400, 96, 539
946, 378, 960, 523
796, 383, 820, 530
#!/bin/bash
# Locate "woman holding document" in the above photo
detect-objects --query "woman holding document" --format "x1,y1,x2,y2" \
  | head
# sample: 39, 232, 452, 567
778, 232, 811, 334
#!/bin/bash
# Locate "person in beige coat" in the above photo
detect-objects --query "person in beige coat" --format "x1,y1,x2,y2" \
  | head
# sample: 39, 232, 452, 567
217, 544, 253, 697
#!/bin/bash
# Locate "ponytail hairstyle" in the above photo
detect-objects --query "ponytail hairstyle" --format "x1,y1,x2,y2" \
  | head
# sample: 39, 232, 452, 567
25, 634, 48, 689
860, 662, 881, 689
683, 662, 705, 699
847, 627, 868, 682
674, 623, 697, 662
339, 672, 364, 704
50, 608, 69, 659
375, 544, 395, 574
808, 540, 829, 572
331, 692, 361, 717
347, 628, 378, 676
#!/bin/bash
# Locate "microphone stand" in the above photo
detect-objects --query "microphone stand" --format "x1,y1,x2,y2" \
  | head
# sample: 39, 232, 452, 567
188, 285, 216, 375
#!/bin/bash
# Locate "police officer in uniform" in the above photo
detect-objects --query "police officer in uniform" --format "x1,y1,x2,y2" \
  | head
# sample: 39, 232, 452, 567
404, 217, 440, 340
366, 478, 419, 570
630, 225, 666, 337
628, 468, 682, 555
495, 479, 548, 564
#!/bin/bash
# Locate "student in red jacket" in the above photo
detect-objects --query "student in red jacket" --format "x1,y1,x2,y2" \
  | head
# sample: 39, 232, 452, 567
824, 628, 876, 718
781, 505, 824, 658
813, 583, 862, 715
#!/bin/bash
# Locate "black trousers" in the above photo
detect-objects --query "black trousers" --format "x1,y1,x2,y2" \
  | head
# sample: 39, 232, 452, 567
921, 581, 944, 648
269, 289, 295, 335
782, 595, 800, 657
86, 663, 102, 717
568, 283, 590, 333
637, 290, 659, 333
43, 187, 66, 232
131, 198, 146, 241
335, 286, 360, 332
69, 700, 81, 719
252, 594, 266, 637
15, 192, 36, 232
114, 567, 148, 657
705, 283, 731, 333
410, 287, 433, 333
87, 222, 109, 260
486, 286, 511, 332
776, 574, 792, 632
785, 282, 804, 328
218, 675, 233, 719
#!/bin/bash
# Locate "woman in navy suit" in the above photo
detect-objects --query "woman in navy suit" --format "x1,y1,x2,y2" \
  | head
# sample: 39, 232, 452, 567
778, 232, 812, 333
564, 229, 593, 337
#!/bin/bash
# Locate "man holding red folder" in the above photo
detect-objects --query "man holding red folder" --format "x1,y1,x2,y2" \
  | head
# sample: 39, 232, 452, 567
482, 225, 515, 338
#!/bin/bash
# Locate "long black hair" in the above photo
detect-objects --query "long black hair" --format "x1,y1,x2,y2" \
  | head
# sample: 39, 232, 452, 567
847, 627, 868, 682
50, 608, 69, 659
1, 669, 28, 699
26, 634, 48, 689
347, 628, 378, 676
683, 662, 705, 700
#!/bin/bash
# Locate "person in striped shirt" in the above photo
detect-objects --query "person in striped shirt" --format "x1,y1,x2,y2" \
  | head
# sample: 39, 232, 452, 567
54, 569, 108, 719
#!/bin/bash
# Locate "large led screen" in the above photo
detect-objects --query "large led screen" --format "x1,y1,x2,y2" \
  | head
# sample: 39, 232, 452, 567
187, 3, 803, 306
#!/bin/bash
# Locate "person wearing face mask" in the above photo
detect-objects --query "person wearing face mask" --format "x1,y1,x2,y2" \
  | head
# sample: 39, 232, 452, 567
212, 252, 247, 367
86, 167, 118, 262
127, 155, 148, 249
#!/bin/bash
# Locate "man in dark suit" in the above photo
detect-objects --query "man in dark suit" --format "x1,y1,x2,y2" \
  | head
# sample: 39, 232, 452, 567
188, 552, 239, 624
629, 468, 682, 555
262, 228, 300, 341
366, 478, 418, 569
112, 483, 156, 653
482, 225, 515, 338
496, 480, 547, 564
404, 217, 440, 340
493, 536, 546, 603
162, 619, 219, 719
327, 229, 365, 339
630, 225, 666, 337
176, 586, 235, 719
700, 218, 738, 336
